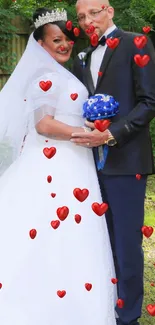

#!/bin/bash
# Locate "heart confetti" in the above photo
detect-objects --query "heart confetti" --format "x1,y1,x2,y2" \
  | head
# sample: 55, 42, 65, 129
47, 175, 52, 183
134, 35, 147, 49
66, 20, 73, 31
73, 188, 89, 202
92, 202, 109, 216
57, 206, 69, 221
106, 38, 120, 49
74, 214, 82, 224
111, 278, 118, 284
117, 299, 125, 309
98, 71, 103, 77
134, 54, 150, 68
57, 290, 66, 298
141, 226, 154, 238
60, 45, 65, 52
73, 27, 80, 37
94, 119, 111, 132
70, 93, 78, 101
86, 25, 95, 34
142, 26, 151, 34
29, 229, 37, 239
150, 283, 155, 287
146, 304, 155, 316
85, 283, 92, 291
90, 33, 99, 47
39, 80, 52, 92
51, 193, 56, 198
43, 147, 56, 159
136, 174, 142, 180
51, 220, 60, 229
0, 283, 2, 289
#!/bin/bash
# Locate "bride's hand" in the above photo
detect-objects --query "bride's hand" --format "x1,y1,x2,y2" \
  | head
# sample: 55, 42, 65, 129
85, 120, 95, 129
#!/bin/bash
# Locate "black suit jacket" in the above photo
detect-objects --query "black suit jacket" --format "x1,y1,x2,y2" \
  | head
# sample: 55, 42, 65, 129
72, 29, 155, 175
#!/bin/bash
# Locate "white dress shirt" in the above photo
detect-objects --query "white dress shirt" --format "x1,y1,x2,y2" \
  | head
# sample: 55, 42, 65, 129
90, 25, 117, 88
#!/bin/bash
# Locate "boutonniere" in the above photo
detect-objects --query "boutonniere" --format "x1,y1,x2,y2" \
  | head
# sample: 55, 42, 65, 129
78, 51, 87, 68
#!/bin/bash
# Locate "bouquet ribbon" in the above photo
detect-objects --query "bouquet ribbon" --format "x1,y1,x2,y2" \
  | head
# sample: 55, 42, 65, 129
94, 143, 109, 171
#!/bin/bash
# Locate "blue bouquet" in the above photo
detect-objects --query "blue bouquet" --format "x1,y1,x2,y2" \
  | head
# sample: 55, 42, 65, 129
83, 93, 119, 121
83, 94, 119, 170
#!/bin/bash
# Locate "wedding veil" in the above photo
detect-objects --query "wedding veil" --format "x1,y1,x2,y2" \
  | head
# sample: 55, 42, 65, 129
0, 33, 72, 175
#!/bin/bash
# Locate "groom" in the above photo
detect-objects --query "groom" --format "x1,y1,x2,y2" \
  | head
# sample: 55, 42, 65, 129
72, 0, 155, 324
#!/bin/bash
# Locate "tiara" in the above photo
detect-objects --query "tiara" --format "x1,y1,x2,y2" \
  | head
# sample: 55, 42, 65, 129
34, 9, 67, 29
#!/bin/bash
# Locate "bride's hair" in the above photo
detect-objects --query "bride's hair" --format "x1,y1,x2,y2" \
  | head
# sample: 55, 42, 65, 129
33, 7, 77, 42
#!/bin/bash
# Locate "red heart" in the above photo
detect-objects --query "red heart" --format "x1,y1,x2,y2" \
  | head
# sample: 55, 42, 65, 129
60, 45, 65, 52
73, 27, 80, 37
141, 226, 154, 238
146, 304, 155, 316
134, 54, 150, 68
86, 28, 91, 34
51, 193, 56, 198
150, 283, 155, 287
85, 283, 92, 291
136, 174, 142, 180
57, 206, 69, 221
142, 26, 151, 34
111, 278, 118, 284
29, 229, 37, 239
90, 33, 99, 47
117, 299, 125, 309
106, 38, 120, 49
47, 175, 52, 183
74, 214, 82, 224
0, 283, 2, 289
70, 93, 78, 101
57, 290, 66, 298
94, 119, 111, 132
98, 71, 103, 77
66, 20, 73, 31
39, 80, 52, 92
69, 41, 74, 46
89, 25, 95, 33
43, 147, 56, 159
73, 188, 89, 202
86, 25, 95, 34
51, 220, 60, 229
92, 202, 109, 216
45, 140, 48, 143
134, 35, 147, 49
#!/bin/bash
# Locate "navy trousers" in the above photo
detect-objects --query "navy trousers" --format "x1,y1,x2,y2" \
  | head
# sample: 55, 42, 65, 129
97, 173, 147, 325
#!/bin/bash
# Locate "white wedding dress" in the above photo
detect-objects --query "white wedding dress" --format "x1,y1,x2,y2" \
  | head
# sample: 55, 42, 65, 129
0, 70, 116, 325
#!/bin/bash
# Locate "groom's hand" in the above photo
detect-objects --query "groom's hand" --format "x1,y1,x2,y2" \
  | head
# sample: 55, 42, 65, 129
84, 120, 95, 129
71, 129, 110, 147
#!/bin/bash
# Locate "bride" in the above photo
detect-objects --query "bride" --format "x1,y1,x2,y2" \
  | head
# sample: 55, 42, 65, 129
0, 7, 116, 325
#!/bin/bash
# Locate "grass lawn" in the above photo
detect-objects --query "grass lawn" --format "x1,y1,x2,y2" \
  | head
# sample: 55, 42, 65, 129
141, 175, 155, 324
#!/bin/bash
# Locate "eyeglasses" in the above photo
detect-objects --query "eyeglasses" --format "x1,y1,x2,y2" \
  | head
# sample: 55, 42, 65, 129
77, 8, 107, 24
